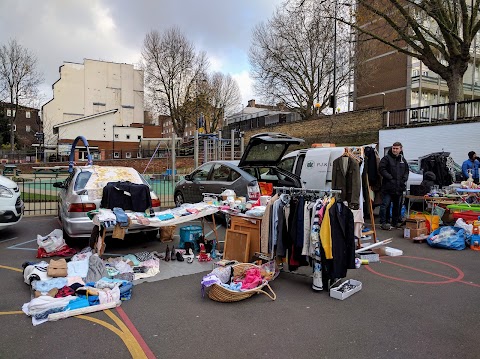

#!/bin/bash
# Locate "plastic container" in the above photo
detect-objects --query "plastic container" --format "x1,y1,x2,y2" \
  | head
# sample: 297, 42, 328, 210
178, 225, 203, 249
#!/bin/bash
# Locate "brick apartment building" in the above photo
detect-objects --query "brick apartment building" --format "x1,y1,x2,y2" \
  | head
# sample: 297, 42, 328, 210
0, 102, 41, 149
354, 5, 480, 112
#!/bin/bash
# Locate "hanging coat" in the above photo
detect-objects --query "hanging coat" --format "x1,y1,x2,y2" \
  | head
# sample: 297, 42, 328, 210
332, 156, 361, 209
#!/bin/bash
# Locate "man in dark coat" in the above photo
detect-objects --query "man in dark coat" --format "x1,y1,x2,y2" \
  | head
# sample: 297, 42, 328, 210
379, 142, 409, 230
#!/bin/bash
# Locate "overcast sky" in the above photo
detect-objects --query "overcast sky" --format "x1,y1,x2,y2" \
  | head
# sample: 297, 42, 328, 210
0, 0, 280, 109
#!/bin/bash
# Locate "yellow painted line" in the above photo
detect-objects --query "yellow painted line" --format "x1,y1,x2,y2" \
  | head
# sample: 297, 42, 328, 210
0, 311, 23, 315
0, 265, 23, 272
76, 313, 147, 359
0, 263, 149, 358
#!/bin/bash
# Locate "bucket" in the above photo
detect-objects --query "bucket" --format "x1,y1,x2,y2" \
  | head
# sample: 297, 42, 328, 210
179, 225, 203, 249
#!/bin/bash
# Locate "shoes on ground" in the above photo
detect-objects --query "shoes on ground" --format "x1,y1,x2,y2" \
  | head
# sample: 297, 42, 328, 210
176, 251, 184, 261
164, 245, 171, 261
380, 223, 391, 230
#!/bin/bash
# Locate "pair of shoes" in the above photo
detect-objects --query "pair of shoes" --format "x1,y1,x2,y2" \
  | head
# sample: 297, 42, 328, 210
176, 251, 184, 261
393, 223, 403, 229
380, 223, 391, 230
164, 245, 171, 261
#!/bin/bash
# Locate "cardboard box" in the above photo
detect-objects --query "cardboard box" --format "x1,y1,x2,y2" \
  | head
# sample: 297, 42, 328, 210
330, 279, 362, 300
404, 227, 429, 239
405, 218, 426, 230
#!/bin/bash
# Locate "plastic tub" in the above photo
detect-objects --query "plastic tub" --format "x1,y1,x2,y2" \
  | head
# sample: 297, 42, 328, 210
178, 225, 203, 249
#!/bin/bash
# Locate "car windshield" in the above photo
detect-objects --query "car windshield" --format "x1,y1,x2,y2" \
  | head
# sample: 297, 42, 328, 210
74, 171, 93, 191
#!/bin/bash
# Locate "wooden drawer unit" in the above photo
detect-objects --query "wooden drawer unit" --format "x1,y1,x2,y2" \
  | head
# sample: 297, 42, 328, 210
230, 215, 262, 261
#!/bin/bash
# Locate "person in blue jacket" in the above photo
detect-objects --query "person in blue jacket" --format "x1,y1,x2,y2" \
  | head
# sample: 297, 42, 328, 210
461, 151, 479, 183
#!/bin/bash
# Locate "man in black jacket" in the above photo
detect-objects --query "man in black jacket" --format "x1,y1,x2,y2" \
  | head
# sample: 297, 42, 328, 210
379, 142, 409, 230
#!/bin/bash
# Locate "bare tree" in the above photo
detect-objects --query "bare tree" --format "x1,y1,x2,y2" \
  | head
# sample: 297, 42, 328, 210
204, 72, 241, 132
142, 27, 208, 137
249, 0, 352, 119
0, 39, 43, 151
347, 0, 480, 103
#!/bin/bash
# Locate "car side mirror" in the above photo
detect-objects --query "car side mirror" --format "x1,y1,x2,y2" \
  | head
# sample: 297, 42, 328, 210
53, 182, 65, 188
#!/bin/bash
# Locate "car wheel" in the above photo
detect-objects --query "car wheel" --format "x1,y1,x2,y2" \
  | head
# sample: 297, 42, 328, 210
174, 191, 184, 207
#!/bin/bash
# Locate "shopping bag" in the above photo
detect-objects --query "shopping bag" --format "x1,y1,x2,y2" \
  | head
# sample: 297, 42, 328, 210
37, 229, 65, 253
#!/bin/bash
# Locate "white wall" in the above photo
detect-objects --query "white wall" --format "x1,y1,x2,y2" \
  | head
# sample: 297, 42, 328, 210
42, 59, 144, 143
379, 122, 480, 164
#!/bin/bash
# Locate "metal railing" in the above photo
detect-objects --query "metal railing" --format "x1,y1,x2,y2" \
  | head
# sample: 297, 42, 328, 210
16, 174, 178, 217
383, 99, 480, 127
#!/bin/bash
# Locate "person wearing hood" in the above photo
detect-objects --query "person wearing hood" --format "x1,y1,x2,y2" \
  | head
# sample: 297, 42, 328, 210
461, 151, 479, 183
379, 142, 409, 230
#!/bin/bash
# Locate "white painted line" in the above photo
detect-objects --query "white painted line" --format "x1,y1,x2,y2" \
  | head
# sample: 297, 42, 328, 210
204, 225, 222, 239
1, 236, 18, 243
7, 247, 37, 251
7, 238, 37, 249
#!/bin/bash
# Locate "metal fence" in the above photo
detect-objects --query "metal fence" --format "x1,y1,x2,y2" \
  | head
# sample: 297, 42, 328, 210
16, 174, 178, 217
383, 99, 480, 127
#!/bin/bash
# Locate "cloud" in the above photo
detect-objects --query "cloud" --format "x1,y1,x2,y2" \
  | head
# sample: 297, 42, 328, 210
232, 71, 254, 107
0, 0, 279, 108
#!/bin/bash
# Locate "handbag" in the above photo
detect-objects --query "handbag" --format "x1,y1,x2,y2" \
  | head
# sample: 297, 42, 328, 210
47, 258, 68, 277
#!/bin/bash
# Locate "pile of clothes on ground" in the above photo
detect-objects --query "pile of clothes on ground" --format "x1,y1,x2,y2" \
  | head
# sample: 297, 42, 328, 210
22, 248, 160, 325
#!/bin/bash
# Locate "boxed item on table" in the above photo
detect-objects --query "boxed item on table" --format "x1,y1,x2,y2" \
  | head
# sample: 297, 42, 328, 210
330, 279, 362, 300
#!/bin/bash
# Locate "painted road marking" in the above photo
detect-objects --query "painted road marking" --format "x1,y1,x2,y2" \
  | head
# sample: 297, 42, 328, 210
0, 264, 155, 358
365, 256, 480, 287
0, 236, 18, 243
7, 238, 37, 250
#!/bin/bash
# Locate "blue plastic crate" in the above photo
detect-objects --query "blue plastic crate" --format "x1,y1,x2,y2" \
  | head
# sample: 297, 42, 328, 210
178, 225, 203, 249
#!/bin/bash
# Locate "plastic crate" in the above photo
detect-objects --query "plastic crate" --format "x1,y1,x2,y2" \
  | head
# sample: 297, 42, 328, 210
178, 225, 203, 249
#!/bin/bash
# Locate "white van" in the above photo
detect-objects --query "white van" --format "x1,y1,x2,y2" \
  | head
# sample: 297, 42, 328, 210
278, 145, 423, 192
278, 147, 346, 190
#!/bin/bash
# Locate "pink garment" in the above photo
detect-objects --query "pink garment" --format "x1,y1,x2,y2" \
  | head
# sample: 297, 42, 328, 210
240, 268, 263, 290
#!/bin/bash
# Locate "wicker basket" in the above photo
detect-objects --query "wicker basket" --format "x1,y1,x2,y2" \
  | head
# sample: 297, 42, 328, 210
207, 263, 277, 302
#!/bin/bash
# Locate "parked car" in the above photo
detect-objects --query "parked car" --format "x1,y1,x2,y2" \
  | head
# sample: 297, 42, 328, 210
54, 165, 161, 239
174, 133, 304, 206
0, 175, 24, 229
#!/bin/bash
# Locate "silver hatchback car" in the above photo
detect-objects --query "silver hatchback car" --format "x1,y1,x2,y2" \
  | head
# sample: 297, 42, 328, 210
54, 165, 160, 239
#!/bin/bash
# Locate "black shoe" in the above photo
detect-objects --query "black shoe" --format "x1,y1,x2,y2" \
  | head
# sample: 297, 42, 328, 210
176, 251, 184, 261
170, 245, 176, 261
164, 245, 171, 261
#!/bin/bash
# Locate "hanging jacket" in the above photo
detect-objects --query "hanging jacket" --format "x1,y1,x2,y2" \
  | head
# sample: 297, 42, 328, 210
379, 149, 409, 195
332, 156, 361, 209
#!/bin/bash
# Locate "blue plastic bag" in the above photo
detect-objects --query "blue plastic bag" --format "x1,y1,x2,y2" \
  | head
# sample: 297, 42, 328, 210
426, 226, 466, 250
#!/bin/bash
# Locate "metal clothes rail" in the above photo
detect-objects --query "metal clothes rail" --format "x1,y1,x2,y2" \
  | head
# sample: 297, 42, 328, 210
273, 186, 342, 194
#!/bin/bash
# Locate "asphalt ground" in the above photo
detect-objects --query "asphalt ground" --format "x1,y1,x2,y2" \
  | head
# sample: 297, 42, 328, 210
1, 215, 480, 359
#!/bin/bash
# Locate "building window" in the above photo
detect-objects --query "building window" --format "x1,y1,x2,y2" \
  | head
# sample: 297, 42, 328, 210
113, 152, 120, 159
138, 135, 141, 140
125, 152, 131, 159
13, 124, 16, 132
26, 111, 31, 118
114, 134, 119, 139
422, 71, 428, 77
6, 109, 11, 117
26, 125, 31, 132
412, 69, 419, 77
126, 134, 130, 139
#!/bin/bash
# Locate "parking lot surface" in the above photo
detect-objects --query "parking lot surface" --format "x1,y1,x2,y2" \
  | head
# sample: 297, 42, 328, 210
1, 216, 479, 359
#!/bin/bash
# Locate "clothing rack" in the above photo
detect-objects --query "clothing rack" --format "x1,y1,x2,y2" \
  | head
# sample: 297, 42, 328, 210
273, 186, 342, 194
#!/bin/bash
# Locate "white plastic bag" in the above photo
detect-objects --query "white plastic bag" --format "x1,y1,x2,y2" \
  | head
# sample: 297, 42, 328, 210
37, 229, 65, 253
454, 218, 473, 235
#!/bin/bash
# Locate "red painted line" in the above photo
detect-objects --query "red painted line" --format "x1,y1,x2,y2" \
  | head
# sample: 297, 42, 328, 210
116, 306, 156, 359
365, 255, 465, 285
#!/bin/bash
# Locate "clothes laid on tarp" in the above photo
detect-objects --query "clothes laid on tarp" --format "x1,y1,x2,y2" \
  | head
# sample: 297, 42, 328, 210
100, 181, 152, 212
21, 248, 164, 325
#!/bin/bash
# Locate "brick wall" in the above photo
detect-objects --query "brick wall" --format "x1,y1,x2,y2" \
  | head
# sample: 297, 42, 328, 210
244, 108, 383, 149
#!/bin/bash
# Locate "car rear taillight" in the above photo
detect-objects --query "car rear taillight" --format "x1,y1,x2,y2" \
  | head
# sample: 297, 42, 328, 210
68, 203, 97, 212
247, 181, 260, 200
151, 198, 161, 207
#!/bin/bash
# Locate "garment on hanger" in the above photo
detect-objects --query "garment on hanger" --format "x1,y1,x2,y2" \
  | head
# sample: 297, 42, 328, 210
332, 154, 361, 209
100, 181, 152, 212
